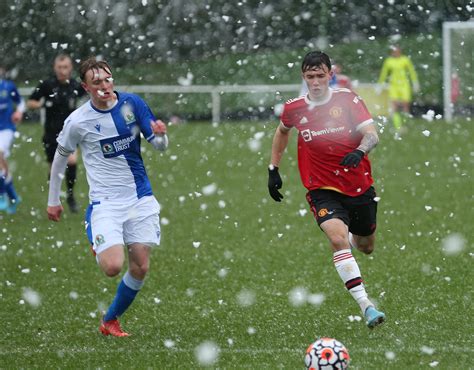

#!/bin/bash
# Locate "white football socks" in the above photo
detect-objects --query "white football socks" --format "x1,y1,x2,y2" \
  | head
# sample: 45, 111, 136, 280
333, 249, 372, 314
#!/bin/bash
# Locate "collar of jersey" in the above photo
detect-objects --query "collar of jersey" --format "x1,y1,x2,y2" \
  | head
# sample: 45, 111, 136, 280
89, 91, 119, 113
304, 88, 333, 107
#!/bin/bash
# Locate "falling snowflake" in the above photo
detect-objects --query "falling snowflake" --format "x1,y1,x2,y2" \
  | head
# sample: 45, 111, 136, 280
164, 339, 175, 348
22, 288, 41, 307
195, 341, 219, 365
288, 287, 307, 307
307, 293, 325, 306
202, 183, 217, 196
421, 345, 435, 355
441, 233, 466, 256
236, 289, 256, 307
299, 209, 308, 216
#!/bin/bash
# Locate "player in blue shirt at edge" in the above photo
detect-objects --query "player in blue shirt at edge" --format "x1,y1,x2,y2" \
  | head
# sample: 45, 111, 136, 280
0, 65, 25, 214
47, 57, 169, 337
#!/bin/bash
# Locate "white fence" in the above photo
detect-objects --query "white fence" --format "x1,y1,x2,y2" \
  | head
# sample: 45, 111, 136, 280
19, 84, 301, 123
19, 83, 385, 123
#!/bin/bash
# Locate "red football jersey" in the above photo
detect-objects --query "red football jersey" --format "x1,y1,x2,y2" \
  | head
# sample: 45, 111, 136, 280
280, 88, 374, 196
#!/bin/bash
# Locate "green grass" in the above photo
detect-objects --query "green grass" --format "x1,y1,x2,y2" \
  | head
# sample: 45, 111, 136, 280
0, 117, 473, 369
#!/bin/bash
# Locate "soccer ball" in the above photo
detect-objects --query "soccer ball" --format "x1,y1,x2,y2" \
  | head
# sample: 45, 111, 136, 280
304, 337, 350, 370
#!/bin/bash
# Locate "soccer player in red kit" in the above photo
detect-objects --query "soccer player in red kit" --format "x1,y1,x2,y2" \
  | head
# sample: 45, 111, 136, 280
268, 51, 385, 328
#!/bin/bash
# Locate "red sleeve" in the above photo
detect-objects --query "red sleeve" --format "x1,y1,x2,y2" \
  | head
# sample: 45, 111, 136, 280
349, 93, 373, 127
279, 102, 294, 129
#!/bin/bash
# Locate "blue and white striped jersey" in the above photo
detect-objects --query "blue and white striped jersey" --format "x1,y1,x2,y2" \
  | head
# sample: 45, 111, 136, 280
0, 79, 22, 131
57, 91, 160, 204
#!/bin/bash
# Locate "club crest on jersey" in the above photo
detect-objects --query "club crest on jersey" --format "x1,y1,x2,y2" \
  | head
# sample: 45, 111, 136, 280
125, 112, 136, 124
329, 106, 342, 118
318, 208, 329, 217
301, 129, 312, 142
95, 234, 105, 246
0, 90, 7, 98
121, 103, 136, 125
102, 143, 114, 154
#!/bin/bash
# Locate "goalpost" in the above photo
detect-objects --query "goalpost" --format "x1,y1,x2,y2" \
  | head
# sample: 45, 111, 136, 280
442, 20, 474, 122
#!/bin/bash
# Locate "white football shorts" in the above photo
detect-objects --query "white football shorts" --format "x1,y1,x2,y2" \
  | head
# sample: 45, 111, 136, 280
85, 195, 161, 256
0, 129, 15, 158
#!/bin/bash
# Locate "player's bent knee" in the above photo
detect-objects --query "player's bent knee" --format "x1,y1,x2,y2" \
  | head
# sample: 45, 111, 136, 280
100, 258, 123, 277
130, 262, 149, 279
360, 244, 374, 254
97, 245, 125, 276
352, 233, 376, 254
329, 234, 349, 250
356, 239, 375, 254
103, 264, 122, 277
137, 262, 149, 275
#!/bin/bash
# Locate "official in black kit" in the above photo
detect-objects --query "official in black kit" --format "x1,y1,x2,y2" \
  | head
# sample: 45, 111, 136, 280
27, 54, 86, 212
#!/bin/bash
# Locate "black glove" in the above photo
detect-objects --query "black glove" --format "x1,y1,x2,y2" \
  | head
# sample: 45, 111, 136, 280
340, 149, 365, 168
268, 165, 284, 202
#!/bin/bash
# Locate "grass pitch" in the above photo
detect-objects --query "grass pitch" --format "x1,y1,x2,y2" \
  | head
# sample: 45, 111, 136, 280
0, 117, 472, 369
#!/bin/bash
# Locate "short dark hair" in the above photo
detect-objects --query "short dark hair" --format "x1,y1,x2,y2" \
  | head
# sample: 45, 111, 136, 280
301, 51, 332, 72
54, 53, 72, 64
79, 56, 112, 82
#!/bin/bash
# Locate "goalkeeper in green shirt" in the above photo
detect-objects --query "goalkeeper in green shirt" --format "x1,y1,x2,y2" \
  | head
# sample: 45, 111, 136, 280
378, 46, 419, 131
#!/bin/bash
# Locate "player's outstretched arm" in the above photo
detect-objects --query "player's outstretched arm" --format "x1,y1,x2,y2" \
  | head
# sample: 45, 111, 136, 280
11, 110, 23, 124
26, 99, 42, 110
407, 59, 420, 93
270, 124, 291, 168
11, 90, 25, 124
375, 60, 390, 95
47, 149, 69, 221
149, 119, 169, 151
268, 124, 291, 202
47, 205, 63, 222
377, 59, 389, 85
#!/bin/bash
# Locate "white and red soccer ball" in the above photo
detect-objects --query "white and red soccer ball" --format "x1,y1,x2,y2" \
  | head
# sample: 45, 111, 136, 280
305, 337, 350, 370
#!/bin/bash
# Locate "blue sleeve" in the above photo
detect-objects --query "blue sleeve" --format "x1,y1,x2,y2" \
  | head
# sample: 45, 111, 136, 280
133, 94, 156, 141
10, 83, 22, 105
